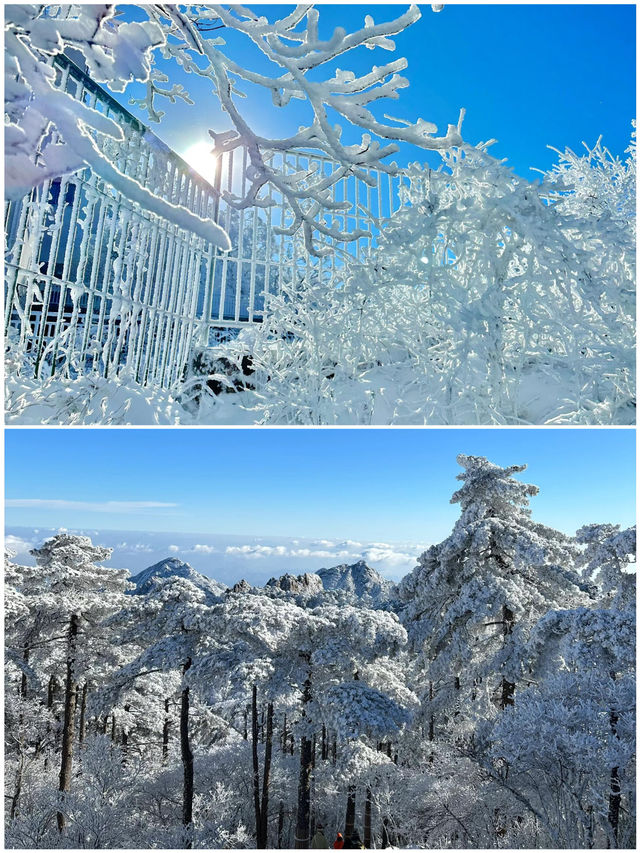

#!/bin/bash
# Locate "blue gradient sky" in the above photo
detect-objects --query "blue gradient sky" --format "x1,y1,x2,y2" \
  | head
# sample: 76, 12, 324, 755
114, 3, 636, 178
5, 429, 636, 543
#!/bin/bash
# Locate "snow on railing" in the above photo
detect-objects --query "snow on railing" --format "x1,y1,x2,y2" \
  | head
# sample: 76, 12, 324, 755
201, 147, 408, 346
4, 54, 408, 388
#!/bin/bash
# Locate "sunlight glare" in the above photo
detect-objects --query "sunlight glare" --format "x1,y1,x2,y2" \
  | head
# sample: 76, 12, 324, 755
183, 141, 218, 183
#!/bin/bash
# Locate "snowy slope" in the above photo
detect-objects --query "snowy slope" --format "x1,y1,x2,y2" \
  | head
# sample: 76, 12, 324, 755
317, 560, 397, 605
129, 557, 227, 602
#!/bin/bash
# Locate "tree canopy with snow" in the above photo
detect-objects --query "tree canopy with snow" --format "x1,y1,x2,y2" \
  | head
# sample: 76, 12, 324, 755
4, 454, 635, 848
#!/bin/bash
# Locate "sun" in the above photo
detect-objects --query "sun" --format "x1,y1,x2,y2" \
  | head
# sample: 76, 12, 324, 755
183, 141, 219, 184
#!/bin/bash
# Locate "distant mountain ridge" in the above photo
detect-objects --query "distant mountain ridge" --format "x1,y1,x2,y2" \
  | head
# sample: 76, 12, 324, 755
129, 556, 396, 608
129, 557, 227, 602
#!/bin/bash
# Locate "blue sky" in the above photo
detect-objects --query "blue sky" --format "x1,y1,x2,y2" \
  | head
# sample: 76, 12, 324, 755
5, 428, 635, 542
114, 3, 636, 178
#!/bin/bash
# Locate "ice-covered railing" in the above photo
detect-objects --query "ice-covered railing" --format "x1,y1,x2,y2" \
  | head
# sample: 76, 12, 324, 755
201, 146, 408, 346
5, 53, 223, 389
5, 53, 410, 383
5, 55, 410, 387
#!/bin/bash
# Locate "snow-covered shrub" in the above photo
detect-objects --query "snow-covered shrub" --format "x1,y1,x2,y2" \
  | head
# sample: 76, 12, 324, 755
4, 372, 186, 425
236, 131, 635, 425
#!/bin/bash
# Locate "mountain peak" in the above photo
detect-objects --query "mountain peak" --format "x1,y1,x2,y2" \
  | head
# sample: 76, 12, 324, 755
129, 557, 226, 602
265, 572, 324, 594
317, 561, 396, 604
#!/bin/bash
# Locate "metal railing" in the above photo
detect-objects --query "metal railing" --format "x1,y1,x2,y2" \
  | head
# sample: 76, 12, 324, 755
201, 147, 408, 347
4, 54, 408, 388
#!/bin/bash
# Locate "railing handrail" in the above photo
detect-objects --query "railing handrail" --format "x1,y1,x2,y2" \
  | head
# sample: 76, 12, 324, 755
54, 53, 222, 199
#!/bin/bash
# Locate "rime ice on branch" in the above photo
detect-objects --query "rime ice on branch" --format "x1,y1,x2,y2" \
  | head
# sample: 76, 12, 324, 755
130, 4, 464, 256
6, 4, 461, 255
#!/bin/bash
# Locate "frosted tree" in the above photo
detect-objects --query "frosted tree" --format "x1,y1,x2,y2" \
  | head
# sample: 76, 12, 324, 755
347, 135, 636, 424
6, 3, 461, 255
197, 592, 411, 847
399, 455, 589, 733
210, 257, 369, 425
393, 455, 620, 847
138, 4, 462, 256
491, 601, 635, 847
575, 523, 636, 609
4, 551, 59, 827
507, 523, 636, 847
234, 130, 635, 426
107, 573, 221, 848
5, 534, 132, 834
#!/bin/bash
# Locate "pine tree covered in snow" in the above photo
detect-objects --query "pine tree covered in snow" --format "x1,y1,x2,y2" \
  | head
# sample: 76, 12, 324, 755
5, 534, 132, 838
491, 560, 635, 847
399, 454, 590, 726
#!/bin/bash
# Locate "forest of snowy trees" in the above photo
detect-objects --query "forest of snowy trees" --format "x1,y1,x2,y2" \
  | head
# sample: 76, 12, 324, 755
5, 455, 635, 849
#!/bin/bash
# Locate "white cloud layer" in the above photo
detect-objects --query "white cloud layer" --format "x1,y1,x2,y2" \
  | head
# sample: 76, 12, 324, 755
4, 534, 35, 555
6, 499, 178, 512
225, 543, 356, 560
6, 527, 429, 586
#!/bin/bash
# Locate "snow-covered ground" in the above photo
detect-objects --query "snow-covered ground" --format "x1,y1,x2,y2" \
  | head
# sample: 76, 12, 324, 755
6, 353, 636, 426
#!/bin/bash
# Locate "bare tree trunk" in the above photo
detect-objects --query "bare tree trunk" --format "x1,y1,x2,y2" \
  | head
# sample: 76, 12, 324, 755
47, 674, 56, 708
344, 785, 356, 838
121, 703, 130, 762
381, 817, 391, 849
163, 697, 170, 762
377, 742, 394, 847
278, 800, 285, 849
110, 713, 116, 742
10, 751, 25, 819
428, 680, 435, 762
252, 685, 262, 847
14, 649, 29, 818
295, 732, 313, 847
364, 786, 373, 848
499, 605, 516, 709
321, 724, 327, 761
294, 654, 312, 849
310, 734, 316, 838
608, 709, 621, 847
78, 683, 88, 745
586, 805, 594, 849
260, 703, 273, 847
20, 646, 29, 698
57, 612, 79, 833
181, 658, 194, 848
